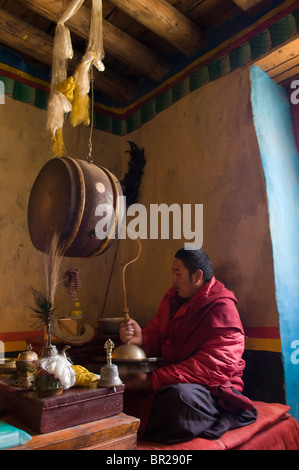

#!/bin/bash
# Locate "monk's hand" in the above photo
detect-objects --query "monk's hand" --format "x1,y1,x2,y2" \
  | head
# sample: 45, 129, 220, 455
122, 373, 151, 390
119, 319, 143, 346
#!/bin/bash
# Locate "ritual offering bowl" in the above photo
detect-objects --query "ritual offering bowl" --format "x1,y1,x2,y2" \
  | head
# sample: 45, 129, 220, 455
0, 358, 17, 375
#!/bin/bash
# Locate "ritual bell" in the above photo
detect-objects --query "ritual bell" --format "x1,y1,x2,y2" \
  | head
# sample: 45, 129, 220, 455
98, 339, 123, 389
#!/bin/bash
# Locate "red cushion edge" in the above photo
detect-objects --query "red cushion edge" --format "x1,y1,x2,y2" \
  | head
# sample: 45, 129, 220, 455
137, 401, 291, 451
217, 401, 290, 449
233, 416, 299, 450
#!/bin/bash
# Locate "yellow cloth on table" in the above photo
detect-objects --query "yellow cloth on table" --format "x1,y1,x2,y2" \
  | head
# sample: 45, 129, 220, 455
71, 365, 98, 388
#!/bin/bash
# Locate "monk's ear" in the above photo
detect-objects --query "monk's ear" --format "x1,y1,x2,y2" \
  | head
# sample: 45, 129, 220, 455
192, 269, 204, 285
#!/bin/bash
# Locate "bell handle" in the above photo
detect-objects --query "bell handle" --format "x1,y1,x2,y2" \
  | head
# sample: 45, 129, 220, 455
124, 307, 130, 323
124, 307, 131, 344
104, 339, 115, 365
122, 236, 142, 318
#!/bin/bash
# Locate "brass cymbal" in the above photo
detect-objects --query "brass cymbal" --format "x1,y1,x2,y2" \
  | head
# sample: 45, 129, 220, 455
112, 343, 147, 361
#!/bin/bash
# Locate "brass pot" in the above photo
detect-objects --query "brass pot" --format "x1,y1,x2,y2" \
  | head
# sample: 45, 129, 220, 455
16, 344, 38, 375
112, 343, 147, 361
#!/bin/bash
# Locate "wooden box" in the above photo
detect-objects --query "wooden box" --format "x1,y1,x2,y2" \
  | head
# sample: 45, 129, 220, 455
4, 413, 140, 450
6, 385, 125, 434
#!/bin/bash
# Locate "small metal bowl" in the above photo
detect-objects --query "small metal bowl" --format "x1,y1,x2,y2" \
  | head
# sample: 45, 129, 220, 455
98, 317, 143, 335
0, 358, 17, 375
98, 317, 125, 335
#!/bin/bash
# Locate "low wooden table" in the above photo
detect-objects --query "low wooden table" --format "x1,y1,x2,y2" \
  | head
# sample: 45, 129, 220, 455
4, 413, 140, 450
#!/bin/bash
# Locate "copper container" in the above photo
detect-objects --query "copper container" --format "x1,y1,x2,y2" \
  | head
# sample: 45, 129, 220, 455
16, 344, 38, 375
112, 343, 147, 361
28, 157, 124, 257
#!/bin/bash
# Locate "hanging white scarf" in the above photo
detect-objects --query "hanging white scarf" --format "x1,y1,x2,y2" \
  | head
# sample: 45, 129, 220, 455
46, 0, 105, 156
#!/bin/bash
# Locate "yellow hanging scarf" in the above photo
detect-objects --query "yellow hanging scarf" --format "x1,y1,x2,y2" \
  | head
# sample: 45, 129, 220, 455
46, 0, 105, 156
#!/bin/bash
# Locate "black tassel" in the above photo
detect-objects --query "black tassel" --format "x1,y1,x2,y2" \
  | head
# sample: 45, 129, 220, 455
121, 141, 146, 207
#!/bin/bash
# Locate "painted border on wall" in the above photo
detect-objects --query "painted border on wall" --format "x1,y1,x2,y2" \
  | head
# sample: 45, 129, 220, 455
0, 327, 281, 354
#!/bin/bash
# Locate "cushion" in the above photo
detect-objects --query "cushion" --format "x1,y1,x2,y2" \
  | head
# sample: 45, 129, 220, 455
234, 416, 299, 450
137, 401, 295, 450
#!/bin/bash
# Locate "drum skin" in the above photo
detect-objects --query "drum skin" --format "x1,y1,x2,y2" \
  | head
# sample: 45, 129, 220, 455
27, 157, 123, 257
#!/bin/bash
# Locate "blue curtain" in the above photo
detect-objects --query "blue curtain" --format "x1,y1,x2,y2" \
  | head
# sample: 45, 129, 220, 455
251, 65, 299, 420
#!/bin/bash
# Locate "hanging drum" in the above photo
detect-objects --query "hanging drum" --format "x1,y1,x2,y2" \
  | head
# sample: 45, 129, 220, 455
27, 157, 124, 257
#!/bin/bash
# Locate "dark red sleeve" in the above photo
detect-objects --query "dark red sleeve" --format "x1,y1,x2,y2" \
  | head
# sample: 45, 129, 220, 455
148, 328, 246, 392
141, 294, 169, 357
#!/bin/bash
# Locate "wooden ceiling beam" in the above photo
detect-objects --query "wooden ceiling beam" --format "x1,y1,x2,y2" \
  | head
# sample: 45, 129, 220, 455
232, 0, 266, 13
108, 0, 205, 56
0, 9, 137, 102
18, 0, 170, 81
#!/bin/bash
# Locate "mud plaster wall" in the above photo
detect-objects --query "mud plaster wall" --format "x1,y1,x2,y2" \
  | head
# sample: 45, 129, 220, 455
0, 96, 125, 333
0, 64, 279, 336
120, 65, 279, 329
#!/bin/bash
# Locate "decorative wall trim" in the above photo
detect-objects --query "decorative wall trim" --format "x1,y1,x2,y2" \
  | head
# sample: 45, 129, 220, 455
0, 327, 281, 354
0, 330, 43, 354
244, 327, 281, 352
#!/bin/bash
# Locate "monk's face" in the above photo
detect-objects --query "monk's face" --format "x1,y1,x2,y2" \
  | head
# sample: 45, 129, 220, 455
171, 258, 204, 300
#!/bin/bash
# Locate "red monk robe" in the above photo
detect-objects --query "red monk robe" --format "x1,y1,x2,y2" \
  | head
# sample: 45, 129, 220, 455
143, 276, 247, 394
123, 276, 255, 439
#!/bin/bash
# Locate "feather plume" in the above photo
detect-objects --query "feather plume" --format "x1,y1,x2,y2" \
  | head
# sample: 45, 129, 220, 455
28, 232, 65, 345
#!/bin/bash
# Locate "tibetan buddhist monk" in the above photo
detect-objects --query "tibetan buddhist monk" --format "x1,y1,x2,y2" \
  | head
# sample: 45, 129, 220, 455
119, 247, 257, 443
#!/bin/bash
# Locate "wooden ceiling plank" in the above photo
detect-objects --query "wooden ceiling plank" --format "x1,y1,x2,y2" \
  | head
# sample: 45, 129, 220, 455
272, 64, 299, 83
232, 0, 264, 12
107, 0, 205, 55
265, 55, 299, 77
18, 0, 169, 81
102, 0, 116, 19
104, 19, 169, 79
185, 0, 238, 29
254, 35, 299, 84
0, 8, 137, 102
255, 36, 299, 73
0, 8, 54, 66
